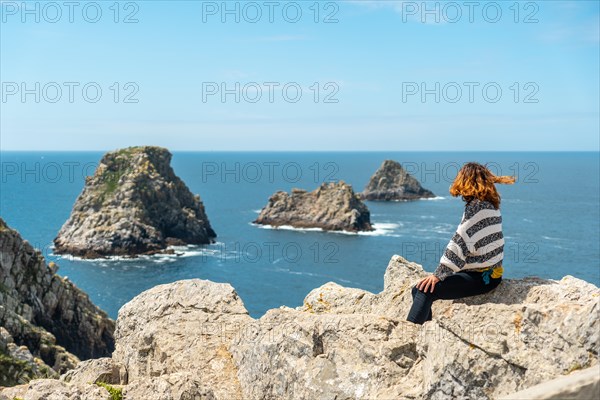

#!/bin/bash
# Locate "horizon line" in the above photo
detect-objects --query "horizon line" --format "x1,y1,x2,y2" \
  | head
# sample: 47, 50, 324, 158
0, 149, 598, 153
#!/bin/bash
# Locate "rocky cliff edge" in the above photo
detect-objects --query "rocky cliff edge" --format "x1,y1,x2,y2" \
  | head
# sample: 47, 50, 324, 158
2, 255, 598, 399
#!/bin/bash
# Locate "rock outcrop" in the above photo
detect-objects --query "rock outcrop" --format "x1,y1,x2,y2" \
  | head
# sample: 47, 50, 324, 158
360, 160, 435, 201
112, 280, 251, 399
0, 326, 56, 387
2, 255, 598, 399
53, 146, 217, 258
253, 181, 374, 232
498, 365, 600, 400
0, 217, 115, 387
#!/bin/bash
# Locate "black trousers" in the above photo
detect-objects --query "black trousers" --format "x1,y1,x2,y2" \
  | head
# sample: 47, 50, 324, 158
406, 271, 502, 325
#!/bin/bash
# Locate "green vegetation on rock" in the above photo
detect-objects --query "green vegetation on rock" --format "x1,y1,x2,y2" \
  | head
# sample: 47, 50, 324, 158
96, 147, 162, 203
96, 382, 123, 400
103, 171, 125, 195
116, 147, 137, 157
0, 348, 34, 386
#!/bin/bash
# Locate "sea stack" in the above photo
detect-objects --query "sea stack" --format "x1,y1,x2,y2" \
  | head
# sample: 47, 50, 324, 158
54, 146, 216, 258
253, 181, 373, 232
360, 160, 435, 201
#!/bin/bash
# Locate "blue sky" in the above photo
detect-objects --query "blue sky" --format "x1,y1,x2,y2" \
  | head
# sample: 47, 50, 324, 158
1, 0, 598, 151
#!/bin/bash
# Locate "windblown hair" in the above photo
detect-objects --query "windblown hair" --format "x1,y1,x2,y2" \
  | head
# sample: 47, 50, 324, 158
449, 162, 515, 209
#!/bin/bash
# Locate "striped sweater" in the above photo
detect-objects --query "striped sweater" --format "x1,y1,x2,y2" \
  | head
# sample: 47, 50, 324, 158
434, 198, 504, 281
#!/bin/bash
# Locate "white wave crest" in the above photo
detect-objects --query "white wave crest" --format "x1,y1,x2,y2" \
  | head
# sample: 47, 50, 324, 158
52, 243, 222, 263
252, 221, 401, 237
420, 196, 446, 201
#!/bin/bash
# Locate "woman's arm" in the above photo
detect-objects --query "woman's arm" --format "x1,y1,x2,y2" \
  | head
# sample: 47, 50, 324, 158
433, 263, 455, 281
432, 208, 476, 281
435, 200, 500, 279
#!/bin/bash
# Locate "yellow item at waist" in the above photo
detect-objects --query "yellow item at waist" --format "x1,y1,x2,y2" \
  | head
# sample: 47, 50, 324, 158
472, 265, 503, 279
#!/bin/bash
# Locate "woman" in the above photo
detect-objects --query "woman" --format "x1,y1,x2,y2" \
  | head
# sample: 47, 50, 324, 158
406, 162, 515, 325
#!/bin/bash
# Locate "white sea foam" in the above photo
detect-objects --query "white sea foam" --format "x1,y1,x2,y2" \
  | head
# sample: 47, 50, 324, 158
379, 196, 445, 202
287, 270, 320, 277
431, 223, 454, 234
541, 235, 566, 242
359, 222, 401, 236
53, 243, 223, 263
272, 267, 361, 286
504, 198, 532, 204
412, 224, 454, 235
252, 221, 401, 237
254, 223, 323, 233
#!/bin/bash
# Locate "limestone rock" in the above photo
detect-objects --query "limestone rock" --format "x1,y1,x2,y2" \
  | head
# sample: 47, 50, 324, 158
53, 146, 216, 258
0, 327, 57, 386
112, 279, 252, 400
3, 254, 598, 399
124, 373, 216, 400
0, 379, 112, 400
60, 357, 121, 385
110, 255, 598, 399
254, 181, 374, 232
230, 308, 422, 399
498, 365, 600, 400
298, 255, 600, 399
0, 218, 115, 385
360, 160, 435, 201
301, 281, 377, 314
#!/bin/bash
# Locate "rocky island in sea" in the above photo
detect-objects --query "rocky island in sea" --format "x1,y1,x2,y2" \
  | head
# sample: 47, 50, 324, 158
360, 160, 435, 201
0, 217, 115, 387
2, 253, 597, 399
253, 181, 374, 233
53, 146, 216, 259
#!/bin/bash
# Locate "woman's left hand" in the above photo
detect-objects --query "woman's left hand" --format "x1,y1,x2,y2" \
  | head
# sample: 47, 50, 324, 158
416, 275, 440, 293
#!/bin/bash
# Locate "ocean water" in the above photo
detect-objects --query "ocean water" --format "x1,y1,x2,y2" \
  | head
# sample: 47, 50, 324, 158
1, 152, 598, 319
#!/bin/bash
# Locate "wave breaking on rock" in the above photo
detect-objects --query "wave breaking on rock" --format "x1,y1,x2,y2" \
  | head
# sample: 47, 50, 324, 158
253, 181, 374, 233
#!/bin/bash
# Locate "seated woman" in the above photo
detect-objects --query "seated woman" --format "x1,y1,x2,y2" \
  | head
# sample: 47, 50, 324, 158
406, 162, 515, 325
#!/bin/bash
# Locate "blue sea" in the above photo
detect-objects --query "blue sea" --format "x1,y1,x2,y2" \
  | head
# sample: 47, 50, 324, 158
1, 152, 598, 319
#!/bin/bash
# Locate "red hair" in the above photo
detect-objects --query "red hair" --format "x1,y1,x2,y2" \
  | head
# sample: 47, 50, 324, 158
450, 162, 515, 209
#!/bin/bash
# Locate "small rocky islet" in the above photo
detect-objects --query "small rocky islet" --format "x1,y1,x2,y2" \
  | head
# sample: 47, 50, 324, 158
360, 159, 435, 201
53, 147, 431, 240
53, 146, 216, 259
252, 160, 433, 232
253, 181, 374, 233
